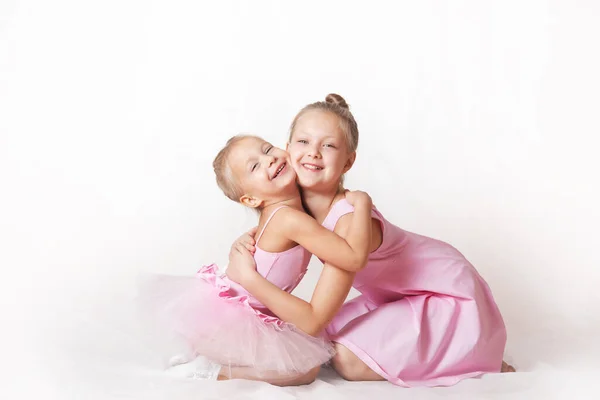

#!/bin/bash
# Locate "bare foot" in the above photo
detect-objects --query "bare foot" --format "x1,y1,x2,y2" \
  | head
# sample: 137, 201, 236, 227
501, 361, 516, 373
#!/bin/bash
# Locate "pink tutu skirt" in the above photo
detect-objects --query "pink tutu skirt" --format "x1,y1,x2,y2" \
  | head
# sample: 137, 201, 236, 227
137, 264, 334, 377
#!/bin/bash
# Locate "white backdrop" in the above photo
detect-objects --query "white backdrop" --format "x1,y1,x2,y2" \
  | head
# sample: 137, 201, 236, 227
1, 1, 599, 398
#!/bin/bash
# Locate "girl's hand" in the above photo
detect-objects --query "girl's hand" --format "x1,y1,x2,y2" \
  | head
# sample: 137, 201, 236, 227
344, 190, 372, 208
226, 242, 258, 285
231, 226, 258, 254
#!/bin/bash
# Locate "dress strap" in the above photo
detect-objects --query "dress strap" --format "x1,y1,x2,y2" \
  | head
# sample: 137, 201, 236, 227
321, 199, 355, 231
256, 206, 290, 245
321, 198, 382, 232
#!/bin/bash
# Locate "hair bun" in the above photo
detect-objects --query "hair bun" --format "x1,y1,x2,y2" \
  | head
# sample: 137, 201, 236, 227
325, 93, 349, 109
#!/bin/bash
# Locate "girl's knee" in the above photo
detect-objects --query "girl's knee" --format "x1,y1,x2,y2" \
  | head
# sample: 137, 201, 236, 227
331, 344, 366, 381
270, 366, 320, 386
331, 343, 384, 382
299, 366, 320, 385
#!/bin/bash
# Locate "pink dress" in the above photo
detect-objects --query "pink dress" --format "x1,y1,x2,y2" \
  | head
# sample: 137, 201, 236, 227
137, 206, 334, 377
323, 199, 507, 387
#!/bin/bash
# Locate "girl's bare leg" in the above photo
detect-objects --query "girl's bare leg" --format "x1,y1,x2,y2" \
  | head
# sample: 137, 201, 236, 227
332, 343, 516, 381
330, 343, 384, 381
218, 365, 320, 387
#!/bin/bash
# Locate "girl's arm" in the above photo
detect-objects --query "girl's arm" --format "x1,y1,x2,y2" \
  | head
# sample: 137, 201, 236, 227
239, 263, 354, 336
227, 214, 360, 336
276, 191, 372, 272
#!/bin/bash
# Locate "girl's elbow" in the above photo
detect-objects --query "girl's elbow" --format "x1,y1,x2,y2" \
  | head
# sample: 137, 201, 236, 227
302, 321, 327, 337
350, 255, 368, 271
358, 255, 369, 270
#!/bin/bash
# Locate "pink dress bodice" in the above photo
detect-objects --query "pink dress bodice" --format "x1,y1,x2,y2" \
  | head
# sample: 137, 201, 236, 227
216, 206, 311, 314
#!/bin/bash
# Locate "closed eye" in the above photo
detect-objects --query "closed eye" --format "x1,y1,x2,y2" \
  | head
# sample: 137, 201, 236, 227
265, 146, 273, 154
251, 162, 259, 172
297, 139, 308, 144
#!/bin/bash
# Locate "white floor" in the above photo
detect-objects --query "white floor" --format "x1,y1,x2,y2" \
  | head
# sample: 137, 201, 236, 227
16, 293, 599, 400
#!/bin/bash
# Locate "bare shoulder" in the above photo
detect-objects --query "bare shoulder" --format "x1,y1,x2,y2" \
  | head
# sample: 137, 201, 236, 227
258, 207, 304, 251
270, 207, 315, 233
334, 212, 383, 253
276, 206, 311, 224
334, 213, 354, 235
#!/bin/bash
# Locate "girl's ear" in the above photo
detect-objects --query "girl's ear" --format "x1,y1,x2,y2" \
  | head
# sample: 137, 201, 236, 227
240, 194, 263, 209
342, 151, 356, 174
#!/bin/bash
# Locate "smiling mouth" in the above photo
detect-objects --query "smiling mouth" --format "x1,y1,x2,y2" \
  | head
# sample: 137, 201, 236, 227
272, 163, 286, 179
302, 163, 323, 171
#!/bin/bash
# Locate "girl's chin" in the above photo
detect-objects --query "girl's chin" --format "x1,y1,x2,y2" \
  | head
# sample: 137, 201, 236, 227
295, 177, 336, 191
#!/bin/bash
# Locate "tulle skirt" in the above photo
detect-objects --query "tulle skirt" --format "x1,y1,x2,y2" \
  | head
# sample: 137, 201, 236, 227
136, 264, 334, 378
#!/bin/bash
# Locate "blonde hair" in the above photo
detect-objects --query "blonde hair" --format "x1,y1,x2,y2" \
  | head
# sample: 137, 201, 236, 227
288, 93, 359, 152
213, 134, 259, 202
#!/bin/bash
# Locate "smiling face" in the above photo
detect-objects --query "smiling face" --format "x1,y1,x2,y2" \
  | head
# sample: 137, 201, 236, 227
287, 110, 356, 191
228, 136, 297, 208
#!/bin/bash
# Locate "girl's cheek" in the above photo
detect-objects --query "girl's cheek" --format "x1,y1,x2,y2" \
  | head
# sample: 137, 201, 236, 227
288, 149, 300, 160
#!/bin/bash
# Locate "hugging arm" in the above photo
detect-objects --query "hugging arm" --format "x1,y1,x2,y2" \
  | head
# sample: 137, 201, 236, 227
227, 216, 357, 336
279, 191, 372, 272
239, 263, 355, 336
